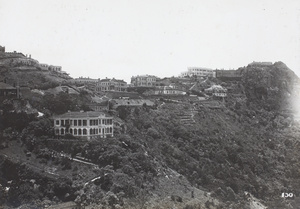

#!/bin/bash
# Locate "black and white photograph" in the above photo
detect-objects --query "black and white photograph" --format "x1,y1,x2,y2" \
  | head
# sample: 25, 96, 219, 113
0, 0, 300, 208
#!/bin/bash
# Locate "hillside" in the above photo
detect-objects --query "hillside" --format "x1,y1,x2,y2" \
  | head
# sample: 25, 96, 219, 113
1, 61, 300, 208
0, 65, 70, 90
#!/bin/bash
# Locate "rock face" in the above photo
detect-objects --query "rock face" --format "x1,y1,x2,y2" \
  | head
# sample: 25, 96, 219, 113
240, 61, 299, 111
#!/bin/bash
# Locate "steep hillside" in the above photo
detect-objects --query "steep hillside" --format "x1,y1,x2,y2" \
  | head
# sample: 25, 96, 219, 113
0, 65, 71, 89
1, 61, 300, 208
239, 61, 298, 111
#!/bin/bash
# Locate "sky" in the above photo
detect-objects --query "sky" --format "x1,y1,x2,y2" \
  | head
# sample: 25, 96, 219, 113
0, 0, 300, 83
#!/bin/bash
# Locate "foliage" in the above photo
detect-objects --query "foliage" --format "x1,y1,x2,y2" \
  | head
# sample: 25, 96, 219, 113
1, 111, 36, 132
27, 118, 54, 137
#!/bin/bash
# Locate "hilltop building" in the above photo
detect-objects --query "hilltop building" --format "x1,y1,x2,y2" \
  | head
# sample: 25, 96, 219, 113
15, 57, 39, 66
154, 84, 186, 95
131, 75, 158, 87
53, 111, 114, 139
48, 65, 69, 78
49, 65, 62, 72
72, 77, 99, 85
180, 67, 216, 78
0, 49, 38, 67
39, 63, 49, 71
0, 49, 25, 59
248, 61, 273, 67
96, 78, 127, 92
204, 85, 227, 98
71, 77, 99, 90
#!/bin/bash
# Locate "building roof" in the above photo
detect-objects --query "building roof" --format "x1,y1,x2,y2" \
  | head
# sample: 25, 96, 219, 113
100, 78, 127, 83
53, 111, 111, 119
112, 78, 127, 83
187, 67, 214, 70
0, 82, 16, 90
100, 78, 111, 82
131, 75, 158, 78
205, 85, 227, 92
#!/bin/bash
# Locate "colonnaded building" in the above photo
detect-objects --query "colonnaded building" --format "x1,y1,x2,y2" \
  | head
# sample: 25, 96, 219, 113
53, 111, 113, 139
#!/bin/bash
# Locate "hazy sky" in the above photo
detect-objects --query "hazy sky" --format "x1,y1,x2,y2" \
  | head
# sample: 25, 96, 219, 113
0, 0, 300, 82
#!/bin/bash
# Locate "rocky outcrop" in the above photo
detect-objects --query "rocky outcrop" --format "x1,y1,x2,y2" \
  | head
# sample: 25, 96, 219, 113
239, 61, 299, 111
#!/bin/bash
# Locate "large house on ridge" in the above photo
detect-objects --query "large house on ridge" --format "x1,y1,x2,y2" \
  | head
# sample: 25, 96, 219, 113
53, 111, 113, 139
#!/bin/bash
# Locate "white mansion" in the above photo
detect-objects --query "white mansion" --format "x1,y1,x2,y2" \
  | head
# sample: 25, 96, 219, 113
180, 67, 216, 78
53, 111, 113, 139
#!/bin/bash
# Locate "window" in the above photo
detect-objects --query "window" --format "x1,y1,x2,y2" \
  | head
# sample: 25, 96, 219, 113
74, 129, 77, 135
74, 120, 77, 126
56, 120, 59, 125
90, 120, 93, 126
70, 129, 73, 134
110, 127, 112, 133
95, 120, 98, 125
78, 120, 82, 126
90, 128, 93, 135
61, 120, 65, 126
61, 128, 65, 135
83, 129, 87, 135
83, 120, 87, 126
78, 129, 82, 135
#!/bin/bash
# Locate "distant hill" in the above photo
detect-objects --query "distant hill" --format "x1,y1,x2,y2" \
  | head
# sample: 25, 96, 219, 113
0, 50, 72, 89
239, 61, 299, 111
0, 65, 72, 89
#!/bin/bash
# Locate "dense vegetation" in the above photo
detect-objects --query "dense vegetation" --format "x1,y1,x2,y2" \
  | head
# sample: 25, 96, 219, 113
1, 62, 300, 208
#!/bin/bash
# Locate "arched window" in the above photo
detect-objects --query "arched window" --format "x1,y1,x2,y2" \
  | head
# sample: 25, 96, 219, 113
83, 129, 87, 135
69, 128, 73, 134
74, 129, 77, 135
78, 129, 82, 135
110, 127, 112, 133
90, 128, 93, 135
61, 128, 65, 135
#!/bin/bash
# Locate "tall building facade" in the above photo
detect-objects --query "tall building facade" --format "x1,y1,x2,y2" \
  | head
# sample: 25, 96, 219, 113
131, 75, 158, 87
180, 67, 216, 78
96, 78, 127, 92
